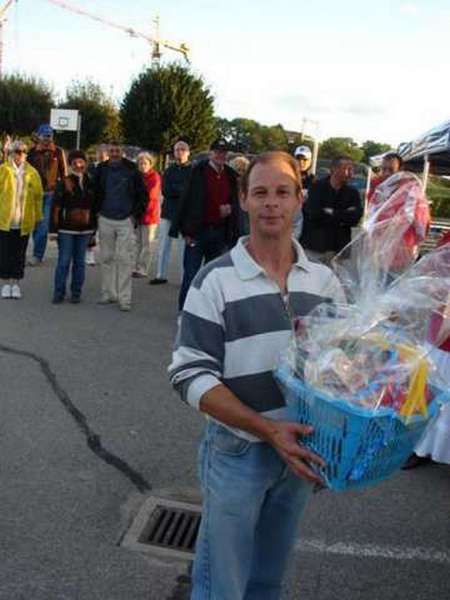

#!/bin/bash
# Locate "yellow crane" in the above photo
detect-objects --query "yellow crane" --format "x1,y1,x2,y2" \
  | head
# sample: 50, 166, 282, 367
0, 0, 16, 77
45, 0, 190, 66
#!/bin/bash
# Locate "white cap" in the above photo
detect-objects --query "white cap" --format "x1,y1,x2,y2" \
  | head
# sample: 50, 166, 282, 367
294, 145, 312, 159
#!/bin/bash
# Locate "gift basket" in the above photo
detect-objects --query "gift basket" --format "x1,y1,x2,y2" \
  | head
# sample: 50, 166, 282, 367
275, 173, 450, 490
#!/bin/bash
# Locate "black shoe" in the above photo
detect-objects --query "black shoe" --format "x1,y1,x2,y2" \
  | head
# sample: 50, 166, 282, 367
70, 296, 81, 304
149, 278, 168, 285
401, 453, 432, 470
52, 296, 64, 304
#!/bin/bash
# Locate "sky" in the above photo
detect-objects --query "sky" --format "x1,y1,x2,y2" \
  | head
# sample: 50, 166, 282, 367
2, 0, 449, 146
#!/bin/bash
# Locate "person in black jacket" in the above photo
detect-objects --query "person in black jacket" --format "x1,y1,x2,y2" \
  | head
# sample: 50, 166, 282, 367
150, 140, 192, 285
94, 142, 147, 312
300, 155, 363, 263
171, 138, 239, 310
50, 150, 96, 304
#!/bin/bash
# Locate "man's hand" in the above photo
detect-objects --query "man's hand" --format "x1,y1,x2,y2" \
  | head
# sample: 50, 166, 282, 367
264, 421, 325, 484
323, 207, 334, 216
48, 233, 58, 241
184, 235, 196, 247
219, 204, 232, 218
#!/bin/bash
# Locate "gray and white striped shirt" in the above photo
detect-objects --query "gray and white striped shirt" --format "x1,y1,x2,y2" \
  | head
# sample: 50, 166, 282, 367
169, 237, 345, 441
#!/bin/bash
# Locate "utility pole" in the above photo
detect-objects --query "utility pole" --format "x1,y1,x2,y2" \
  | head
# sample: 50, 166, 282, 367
0, 0, 15, 78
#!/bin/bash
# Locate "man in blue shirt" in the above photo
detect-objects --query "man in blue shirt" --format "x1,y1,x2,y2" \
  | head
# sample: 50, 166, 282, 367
94, 142, 147, 311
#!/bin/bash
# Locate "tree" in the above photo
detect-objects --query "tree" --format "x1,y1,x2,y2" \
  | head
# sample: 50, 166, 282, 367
319, 137, 364, 162
0, 74, 54, 136
121, 64, 216, 156
59, 80, 121, 149
360, 140, 393, 164
216, 117, 289, 153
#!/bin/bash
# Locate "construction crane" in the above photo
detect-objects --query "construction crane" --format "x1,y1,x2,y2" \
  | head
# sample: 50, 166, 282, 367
45, 0, 190, 66
0, 0, 16, 78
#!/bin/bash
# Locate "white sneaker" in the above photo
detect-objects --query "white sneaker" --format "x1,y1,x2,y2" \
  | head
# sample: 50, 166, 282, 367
1, 284, 11, 299
27, 256, 42, 267
85, 250, 96, 265
11, 284, 22, 299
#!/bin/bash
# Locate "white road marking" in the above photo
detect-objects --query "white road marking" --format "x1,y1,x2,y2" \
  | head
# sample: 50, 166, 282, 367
295, 539, 450, 565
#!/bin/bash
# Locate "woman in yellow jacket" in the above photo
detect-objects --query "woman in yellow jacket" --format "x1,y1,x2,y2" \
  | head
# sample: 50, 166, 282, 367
0, 140, 43, 299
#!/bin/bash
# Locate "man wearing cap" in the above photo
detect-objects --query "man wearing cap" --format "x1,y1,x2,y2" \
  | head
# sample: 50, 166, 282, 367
294, 145, 316, 193
171, 138, 239, 310
293, 145, 316, 239
27, 124, 68, 265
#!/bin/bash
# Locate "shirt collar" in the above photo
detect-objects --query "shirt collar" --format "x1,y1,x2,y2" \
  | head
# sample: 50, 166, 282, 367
10, 160, 24, 175
231, 236, 312, 281
208, 159, 224, 174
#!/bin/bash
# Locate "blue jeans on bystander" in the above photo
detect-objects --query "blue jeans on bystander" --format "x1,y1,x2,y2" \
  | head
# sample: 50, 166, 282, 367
53, 233, 90, 300
32, 192, 54, 261
178, 225, 227, 311
191, 421, 312, 600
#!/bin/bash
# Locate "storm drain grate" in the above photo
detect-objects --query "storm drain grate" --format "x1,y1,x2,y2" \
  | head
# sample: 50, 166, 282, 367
121, 496, 202, 560
147, 505, 201, 552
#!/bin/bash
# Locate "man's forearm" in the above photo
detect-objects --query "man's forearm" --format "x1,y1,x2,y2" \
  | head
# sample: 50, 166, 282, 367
199, 383, 277, 443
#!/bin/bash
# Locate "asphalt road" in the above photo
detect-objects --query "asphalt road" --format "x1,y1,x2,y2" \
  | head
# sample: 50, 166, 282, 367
0, 241, 448, 600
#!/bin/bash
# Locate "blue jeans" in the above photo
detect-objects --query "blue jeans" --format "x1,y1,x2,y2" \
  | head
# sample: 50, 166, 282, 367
191, 422, 312, 600
54, 233, 90, 299
178, 226, 227, 310
32, 192, 54, 261
156, 218, 184, 279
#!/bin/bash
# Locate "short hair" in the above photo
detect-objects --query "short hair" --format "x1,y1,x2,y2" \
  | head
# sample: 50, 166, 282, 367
137, 151, 155, 166
383, 152, 403, 168
240, 151, 301, 197
8, 140, 27, 155
174, 140, 190, 151
331, 155, 353, 169
108, 140, 121, 148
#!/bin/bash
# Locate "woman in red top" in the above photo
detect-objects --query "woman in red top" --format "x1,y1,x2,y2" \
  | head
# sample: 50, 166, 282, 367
134, 152, 161, 277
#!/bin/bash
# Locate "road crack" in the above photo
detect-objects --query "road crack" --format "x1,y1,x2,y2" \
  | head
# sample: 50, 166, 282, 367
0, 343, 151, 493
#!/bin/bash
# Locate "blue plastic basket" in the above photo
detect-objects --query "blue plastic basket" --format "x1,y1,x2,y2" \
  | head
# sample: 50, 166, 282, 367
275, 366, 445, 491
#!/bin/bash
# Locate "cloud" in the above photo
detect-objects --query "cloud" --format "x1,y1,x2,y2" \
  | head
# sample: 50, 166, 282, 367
399, 3, 420, 17
278, 94, 387, 119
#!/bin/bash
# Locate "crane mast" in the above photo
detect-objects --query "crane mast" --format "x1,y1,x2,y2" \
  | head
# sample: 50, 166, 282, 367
0, 0, 16, 78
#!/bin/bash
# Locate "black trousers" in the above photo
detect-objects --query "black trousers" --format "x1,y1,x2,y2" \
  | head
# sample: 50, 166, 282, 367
0, 229, 29, 280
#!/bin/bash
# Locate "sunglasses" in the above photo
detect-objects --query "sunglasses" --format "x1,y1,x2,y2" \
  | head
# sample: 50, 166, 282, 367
14, 149, 27, 155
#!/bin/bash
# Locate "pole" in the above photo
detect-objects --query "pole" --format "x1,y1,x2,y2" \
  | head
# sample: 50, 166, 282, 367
422, 154, 430, 191
76, 113, 81, 149
0, 21, 4, 78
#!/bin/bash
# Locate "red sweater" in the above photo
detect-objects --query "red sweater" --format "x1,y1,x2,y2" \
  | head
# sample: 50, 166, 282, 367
204, 164, 231, 225
141, 170, 161, 225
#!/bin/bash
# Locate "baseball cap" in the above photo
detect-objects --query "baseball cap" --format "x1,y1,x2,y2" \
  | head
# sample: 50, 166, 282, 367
294, 145, 312, 160
210, 138, 228, 151
37, 124, 54, 139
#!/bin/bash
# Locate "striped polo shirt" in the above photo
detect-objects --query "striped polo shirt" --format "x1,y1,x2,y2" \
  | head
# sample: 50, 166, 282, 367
169, 237, 345, 441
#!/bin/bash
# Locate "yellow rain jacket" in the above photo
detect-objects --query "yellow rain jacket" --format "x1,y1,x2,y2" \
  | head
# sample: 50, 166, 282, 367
0, 161, 44, 235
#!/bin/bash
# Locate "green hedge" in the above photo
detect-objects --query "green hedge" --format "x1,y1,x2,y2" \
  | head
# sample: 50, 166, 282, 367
427, 176, 450, 219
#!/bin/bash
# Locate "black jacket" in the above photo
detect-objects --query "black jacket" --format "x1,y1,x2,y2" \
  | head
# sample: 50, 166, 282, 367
300, 176, 363, 253
93, 158, 147, 221
161, 162, 192, 221
170, 160, 239, 244
50, 173, 96, 234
